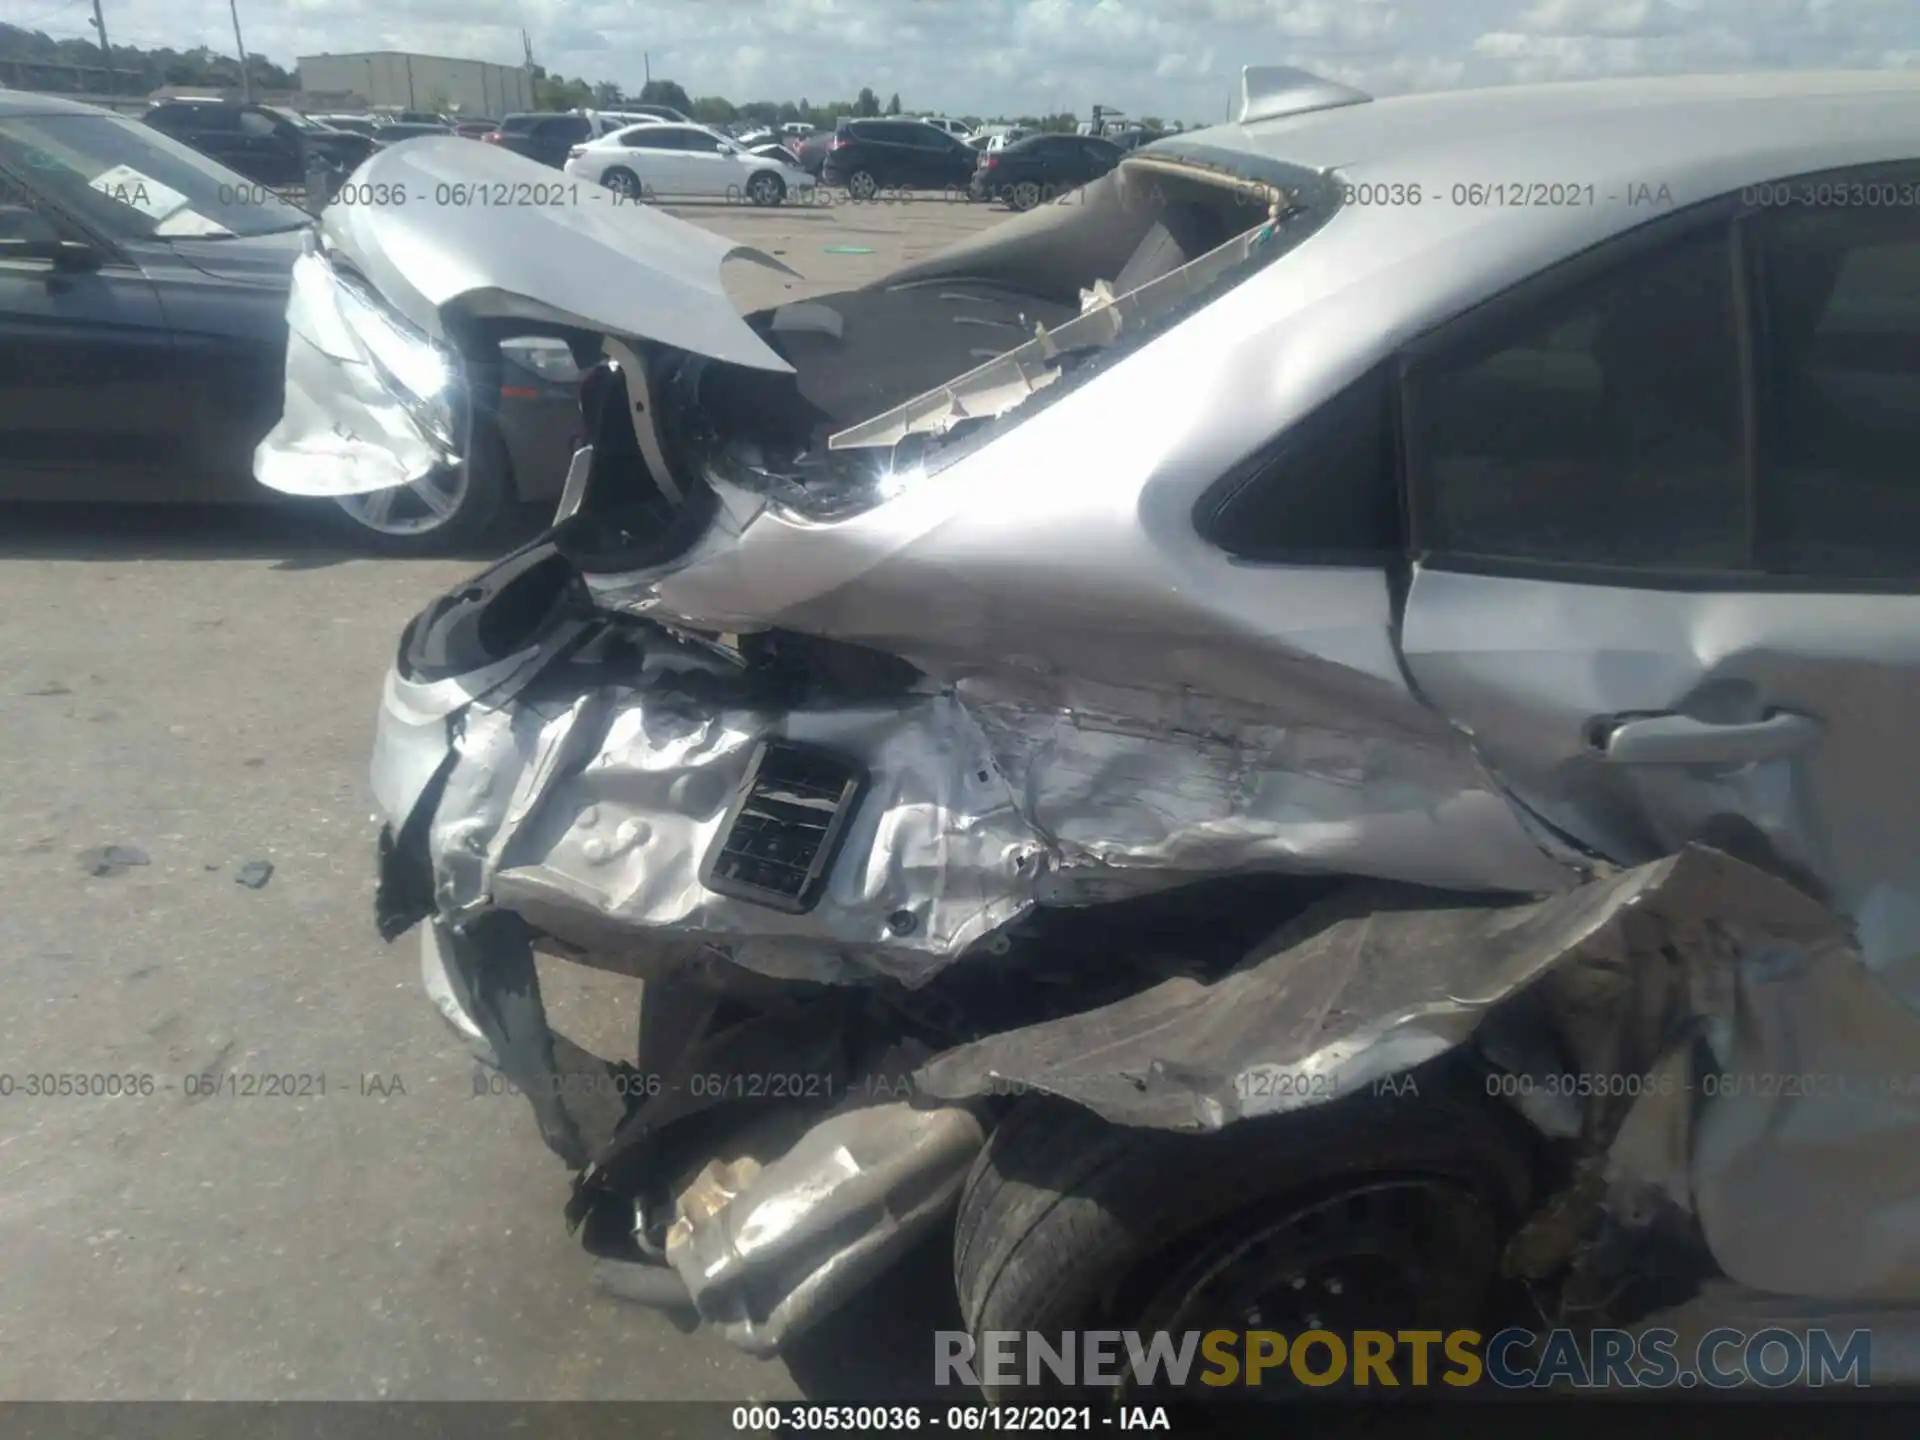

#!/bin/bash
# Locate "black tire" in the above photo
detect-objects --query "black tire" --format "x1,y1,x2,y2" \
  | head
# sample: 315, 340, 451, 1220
600, 166, 644, 201
746, 170, 786, 207
954, 1076, 1536, 1402
846, 169, 878, 201
1007, 179, 1044, 211
327, 419, 516, 556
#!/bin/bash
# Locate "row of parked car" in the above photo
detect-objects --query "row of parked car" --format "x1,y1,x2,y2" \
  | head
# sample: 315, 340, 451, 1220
136, 99, 704, 189
137, 97, 1169, 215
0, 87, 1170, 554
0, 89, 584, 550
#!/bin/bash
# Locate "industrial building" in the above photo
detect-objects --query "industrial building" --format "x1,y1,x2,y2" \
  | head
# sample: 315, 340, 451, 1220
295, 51, 534, 118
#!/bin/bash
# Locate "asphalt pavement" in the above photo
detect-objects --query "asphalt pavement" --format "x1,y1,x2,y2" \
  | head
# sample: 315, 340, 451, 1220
0, 195, 1008, 1401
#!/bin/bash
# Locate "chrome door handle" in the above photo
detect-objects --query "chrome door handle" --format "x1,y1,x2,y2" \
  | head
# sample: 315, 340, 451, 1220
1599, 710, 1824, 765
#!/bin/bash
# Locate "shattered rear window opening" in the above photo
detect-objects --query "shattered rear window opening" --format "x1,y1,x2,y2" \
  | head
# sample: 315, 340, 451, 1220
689, 148, 1342, 524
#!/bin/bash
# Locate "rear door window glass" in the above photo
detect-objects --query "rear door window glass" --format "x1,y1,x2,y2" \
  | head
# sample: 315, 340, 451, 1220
1754, 195, 1920, 579
1409, 230, 1747, 572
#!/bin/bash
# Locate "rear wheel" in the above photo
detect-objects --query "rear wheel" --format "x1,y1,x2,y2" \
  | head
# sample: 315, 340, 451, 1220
846, 169, 878, 201
953, 1077, 1535, 1402
600, 166, 644, 201
1008, 179, 1043, 211
745, 170, 786, 207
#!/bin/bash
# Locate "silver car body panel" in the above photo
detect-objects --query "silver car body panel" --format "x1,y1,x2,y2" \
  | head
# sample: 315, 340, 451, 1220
327, 71, 1920, 1333
1402, 574, 1920, 1004
369, 616, 594, 834
317, 136, 795, 363
405, 618, 1573, 988
254, 246, 453, 497
356, 72, 1920, 985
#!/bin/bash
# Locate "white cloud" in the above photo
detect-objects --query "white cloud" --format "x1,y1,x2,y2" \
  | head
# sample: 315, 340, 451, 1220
1514, 0, 1687, 38
24, 0, 1920, 122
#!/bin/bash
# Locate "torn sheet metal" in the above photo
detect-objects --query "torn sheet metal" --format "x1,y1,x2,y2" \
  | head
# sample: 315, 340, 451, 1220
434, 679, 1039, 987
953, 669, 1578, 904
390, 613, 1579, 987
912, 846, 1920, 1303
255, 245, 453, 497
370, 611, 594, 832
316, 136, 798, 372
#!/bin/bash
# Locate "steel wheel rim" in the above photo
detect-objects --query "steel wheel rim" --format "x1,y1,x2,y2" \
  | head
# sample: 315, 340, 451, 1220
334, 468, 470, 537
1013, 180, 1041, 208
849, 171, 876, 199
749, 174, 780, 205
1120, 1178, 1501, 1399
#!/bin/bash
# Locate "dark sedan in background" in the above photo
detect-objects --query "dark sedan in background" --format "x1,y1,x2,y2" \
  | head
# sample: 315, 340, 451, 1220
793, 127, 835, 178
0, 92, 580, 552
820, 117, 978, 198
484, 111, 597, 168
143, 99, 376, 188
372, 122, 463, 150
971, 132, 1122, 210
1108, 127, 1166, 154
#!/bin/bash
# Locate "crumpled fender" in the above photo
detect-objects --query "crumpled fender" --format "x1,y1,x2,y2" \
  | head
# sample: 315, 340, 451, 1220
912, 848, 1723, 1130
913, 845, 1920, 1303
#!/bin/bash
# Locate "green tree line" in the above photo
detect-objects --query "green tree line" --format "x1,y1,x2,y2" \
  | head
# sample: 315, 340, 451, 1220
3, 23, 1198, 130
1, 22, 296, 93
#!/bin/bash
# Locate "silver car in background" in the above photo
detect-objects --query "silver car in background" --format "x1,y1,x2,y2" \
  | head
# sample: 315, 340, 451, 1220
257, 67, 1920, 1396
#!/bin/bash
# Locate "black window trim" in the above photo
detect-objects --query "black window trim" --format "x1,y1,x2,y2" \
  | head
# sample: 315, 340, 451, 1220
1399, 165, 1920, 596
1191, 361, 1407, 568
0, 152, 141, 267
1189, 160, 1920, 592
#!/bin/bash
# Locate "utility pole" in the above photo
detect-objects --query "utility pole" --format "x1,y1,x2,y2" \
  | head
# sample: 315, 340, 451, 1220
229, 0, 252, 101
87, 0, 111, 91
644, 52, 651, 87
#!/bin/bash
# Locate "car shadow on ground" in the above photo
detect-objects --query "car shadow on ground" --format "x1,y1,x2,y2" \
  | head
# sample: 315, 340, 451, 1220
775, 1233, 968, 1402
0, 502, 548, 569
769, 1236, 1571, 1438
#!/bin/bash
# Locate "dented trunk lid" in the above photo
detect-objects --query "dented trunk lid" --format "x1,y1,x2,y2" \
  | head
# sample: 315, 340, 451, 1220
318, 137, 796, 371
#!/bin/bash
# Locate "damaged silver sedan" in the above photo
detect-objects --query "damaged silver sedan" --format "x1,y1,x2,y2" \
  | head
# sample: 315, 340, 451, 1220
258, 65, 1920, 1392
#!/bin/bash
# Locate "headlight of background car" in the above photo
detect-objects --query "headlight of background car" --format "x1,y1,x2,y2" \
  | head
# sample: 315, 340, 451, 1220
329, 268, 460, 453
498, 336, 582, 386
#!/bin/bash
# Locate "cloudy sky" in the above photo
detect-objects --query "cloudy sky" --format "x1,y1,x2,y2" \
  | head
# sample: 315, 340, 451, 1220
20, 0, 1920, 122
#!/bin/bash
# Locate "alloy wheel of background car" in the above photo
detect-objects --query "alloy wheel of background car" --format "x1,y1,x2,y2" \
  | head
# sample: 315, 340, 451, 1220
1010, 179, 1043, 211
329, 427, 513, 554
746, 171, 786, 206
600, 166, 643, 200
846, 169, 878, 200
952, 1079, 1537, 1404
